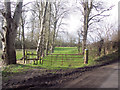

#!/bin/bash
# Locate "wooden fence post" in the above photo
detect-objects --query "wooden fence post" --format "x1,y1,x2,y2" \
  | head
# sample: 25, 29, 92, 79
84, 49, 88, 64
25, 50, 27, 64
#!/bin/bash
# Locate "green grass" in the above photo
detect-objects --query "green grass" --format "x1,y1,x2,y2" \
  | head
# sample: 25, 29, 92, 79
16, 49, 36, 60
2, 47, 85, 75
19, 47, 86, 69
2, 47, 118, 76
53, 47, 79, 54
16, 49, 23, 60
2, 64, 43, 77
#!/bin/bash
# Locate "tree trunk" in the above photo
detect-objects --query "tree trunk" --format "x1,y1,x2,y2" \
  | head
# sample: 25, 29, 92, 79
82, 14, 88, 54
77, 38, 81, 53
51, 21, 57, 53
36, 2, 48, 58
21, 20, 25, 63
46, 3, 51, 55
82, 0, 92, 54
82, 31, 87, 54
1, 1, 23, 65
41, 30, 45, 58
3, 32, 16, 64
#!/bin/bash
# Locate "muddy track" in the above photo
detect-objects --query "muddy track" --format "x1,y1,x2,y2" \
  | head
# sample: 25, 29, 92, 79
2, 59, 118, 89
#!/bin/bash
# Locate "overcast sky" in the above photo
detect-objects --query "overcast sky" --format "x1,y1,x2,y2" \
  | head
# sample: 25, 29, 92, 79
22, 0, 119, 43
1, 0, 118, 42
58, 0, 119, 43
63, 0, 119, 33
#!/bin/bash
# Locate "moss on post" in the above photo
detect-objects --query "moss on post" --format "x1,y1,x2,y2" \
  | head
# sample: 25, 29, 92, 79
84, 49, 88, 64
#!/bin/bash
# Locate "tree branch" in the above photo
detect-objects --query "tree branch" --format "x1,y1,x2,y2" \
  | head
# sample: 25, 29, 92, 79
13, 1, 23, 28
56, 10, 69, 22
88, 5, 114, 22
22, 2, 32, 7
88, 15, 110, 26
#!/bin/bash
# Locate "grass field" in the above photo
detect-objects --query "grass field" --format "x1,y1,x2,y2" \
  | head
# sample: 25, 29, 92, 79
53, 47, 79, 54
17, 47, 88, 69
2, 47, 95, 71
2, 47, 118, 76
42, 47, 91, 68
16, 47, 81, 60
16, 47, 98, 70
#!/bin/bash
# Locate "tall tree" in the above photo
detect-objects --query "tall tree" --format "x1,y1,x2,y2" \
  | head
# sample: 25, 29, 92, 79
0, 1, 23, 65
50, 1, 68, 53
79, 0, 113, 54
77, 29, 82, 53
36, 1, 48, 58
45, 3, 51, 55
20, 12, 27, 62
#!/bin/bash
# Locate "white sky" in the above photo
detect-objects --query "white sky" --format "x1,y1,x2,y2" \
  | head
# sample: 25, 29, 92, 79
103, 0, 118, 22
58, 0, 119, 43
2, 0, 118, 42
22, 0, 119, 43
22, 0, 119, 33
64, 0, 119, 34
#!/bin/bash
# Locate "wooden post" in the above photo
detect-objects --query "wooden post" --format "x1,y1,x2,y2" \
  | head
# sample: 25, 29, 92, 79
25, 50, 27, 64
27, 51, 30, 64
84, 49, 88, 64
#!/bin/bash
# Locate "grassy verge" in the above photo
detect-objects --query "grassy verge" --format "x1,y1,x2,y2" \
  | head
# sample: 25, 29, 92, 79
2, 47, 118, 77
94, 50, 118, 65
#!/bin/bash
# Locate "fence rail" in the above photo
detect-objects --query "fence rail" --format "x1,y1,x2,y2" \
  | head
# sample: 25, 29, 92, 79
48, 54, 82, 55
24, 51, 84, 66
43, 53, 83, 66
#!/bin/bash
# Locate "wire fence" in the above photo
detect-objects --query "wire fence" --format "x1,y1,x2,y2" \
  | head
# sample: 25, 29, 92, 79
24, 52, 84, 66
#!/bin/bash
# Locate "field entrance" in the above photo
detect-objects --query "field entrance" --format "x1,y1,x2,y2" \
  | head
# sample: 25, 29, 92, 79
18, 47, 84, 68
43, 53, 83, 67
42, 47, 84, 68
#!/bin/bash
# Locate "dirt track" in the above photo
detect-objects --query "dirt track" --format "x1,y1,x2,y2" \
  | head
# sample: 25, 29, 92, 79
2, 61, 119, 89
59, 62, 119, 88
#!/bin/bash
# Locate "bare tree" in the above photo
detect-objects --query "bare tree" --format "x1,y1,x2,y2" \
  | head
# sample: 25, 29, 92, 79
89, 21, 118, 56
45, 3, 51, 55
77, 0, 113, 54
36, 1, 48, 58
0, 1, 23, 65
20, 10, 28, 62
77, 29, 82, 53
50, 1, 69, 53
